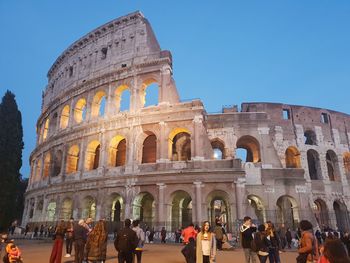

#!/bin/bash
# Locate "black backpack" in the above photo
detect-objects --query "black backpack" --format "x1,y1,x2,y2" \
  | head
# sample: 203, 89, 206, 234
115, 229, 137, 253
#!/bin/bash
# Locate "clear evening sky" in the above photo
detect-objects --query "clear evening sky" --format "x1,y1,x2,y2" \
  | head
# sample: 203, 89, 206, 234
0, 1, 349, 178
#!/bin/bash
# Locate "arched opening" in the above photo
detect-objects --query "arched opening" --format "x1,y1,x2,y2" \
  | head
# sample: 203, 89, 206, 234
168, 128, 191, 161
285, 146, 301, 168
276, 196, 299, 229
313, 199, 329, 228
247, 195, 266, 224
132, 192, 155, 227
326, 150, 340, 181
344, 152, 350, 175
110, 194, 124, 223
109, 135, 126, 167
304, 130, 317, 145
207, 190, 231, 232
307, 149, 322, 180
85, 140, 101, 171
211, 139, 225, 160
142, 133, 157, 164
42, 119, 50, 141
35, 158, 42, 181
43, 153, 51, 178
74, 98, 87, 123
60, 198, 73, 220
115, 85, 130, 112
66, 145, 79, 174
60, 105, 70, 129
53, 150, 62, 177
236, 135, 261, 163
91, 91, 107, 118
46, 201, 56, 221
170, 191, 192, 231
82, 196, 96, 220
141, 79, 159, 107
333, 201, 350, 232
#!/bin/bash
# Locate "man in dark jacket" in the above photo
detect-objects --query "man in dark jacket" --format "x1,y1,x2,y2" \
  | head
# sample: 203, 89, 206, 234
240, 216, 257, 263
114, 219, 138, 263
73, 219, 89, 263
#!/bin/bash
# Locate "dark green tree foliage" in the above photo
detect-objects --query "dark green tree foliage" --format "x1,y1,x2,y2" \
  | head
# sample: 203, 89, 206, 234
0, 90, 24, 231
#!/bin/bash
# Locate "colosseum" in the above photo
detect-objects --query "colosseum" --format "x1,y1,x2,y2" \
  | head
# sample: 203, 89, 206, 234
23, 11, 350, 233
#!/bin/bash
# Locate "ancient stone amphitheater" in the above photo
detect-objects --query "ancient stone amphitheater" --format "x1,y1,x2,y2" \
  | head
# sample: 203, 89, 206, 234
23, 11, 350, 232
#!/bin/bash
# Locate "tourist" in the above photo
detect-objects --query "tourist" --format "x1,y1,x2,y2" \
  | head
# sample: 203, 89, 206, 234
64, 218, 74, 258
182, 223, 198, 245
254, 224, 269, 263
85, 217, 94, 232
181, 237, 196, 263
196, 221, 216, 263
320, 239, 350, 263
297, 220, 319, 263
341, 232, 350, 257
73, 219, 89, 263
240, 216, 257, 263
132, 219, 145, 263
149, 228, 155, 243
285, 228, 292, 249
33, 226, 38, 238
24, 224, 29, 237
265, 221, 281, 263
114, 218, 138, 263
84, 220, 108, 263
5, 241, 23, 263
214, 220, 224, 250
175, 228, 182, 243
161, 227, 166, 243
49, 220, 66, 263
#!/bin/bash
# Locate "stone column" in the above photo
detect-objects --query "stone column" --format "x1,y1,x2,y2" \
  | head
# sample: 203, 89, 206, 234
41, 196, 49, 222
99, 131, 106, 169
157, 183, 166, 226
235, 179, 246, 221
32, 197, 38, 222
78, 139, 86, 177
105, 83, 114, 117
72, 195, 80, 220
61, 145, 67, 178
194, 182, 203, 225
130, 77, 139, 113
158, 122, 168, 162
68, 99, 76, 127
55, 196, 61, 222
192, 115, 204, 160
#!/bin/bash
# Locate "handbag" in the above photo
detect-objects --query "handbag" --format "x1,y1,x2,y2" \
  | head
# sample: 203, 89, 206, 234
258, 250, 269, 256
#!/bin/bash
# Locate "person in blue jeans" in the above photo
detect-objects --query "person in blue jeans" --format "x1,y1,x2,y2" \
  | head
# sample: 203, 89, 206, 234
240, 216, 257, 263
265, 221, 281, 263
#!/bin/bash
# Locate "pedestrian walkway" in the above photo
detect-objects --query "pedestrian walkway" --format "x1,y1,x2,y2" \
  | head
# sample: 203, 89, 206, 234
14, 239, 299, 263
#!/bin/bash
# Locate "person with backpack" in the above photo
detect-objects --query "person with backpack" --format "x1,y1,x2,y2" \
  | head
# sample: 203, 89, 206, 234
114, 219, 138, 263
240, 216, 257, 263
214, 220, 224, 250
297, 220, 319, 263
132, 220, 145, 263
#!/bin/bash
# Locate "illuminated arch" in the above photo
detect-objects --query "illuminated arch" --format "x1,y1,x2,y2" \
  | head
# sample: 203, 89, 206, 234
43, 152, 51, 178
60, 198, 73, 220
82, 196, 96, 219
285, 146, 301, 168
132, 192, 155, 226
236, 135, 261, 163
247, 195, 266, 223
168, 128, 191, 161
74, 98, 87, 123
66, 145, 79, 174
211, 138, 225, 160
42, 119, 50, 141
343, 152, 350, 174
91, 90, 107, 118
141, 78, 159, 107
60, 105, 70, 129
276, 195, 300, 229
115, 85, 130, 112
85, 140, 101, 171
142, 132, 157, 164
109, 135, 126, 167
35, 158, 42, 181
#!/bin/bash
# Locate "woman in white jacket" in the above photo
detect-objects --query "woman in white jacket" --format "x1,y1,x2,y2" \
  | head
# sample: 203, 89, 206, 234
132, 220, 145, 263
196, 221, 216, 263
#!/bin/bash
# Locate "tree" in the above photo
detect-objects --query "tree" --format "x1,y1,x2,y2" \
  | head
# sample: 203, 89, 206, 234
0, 90, 24, 231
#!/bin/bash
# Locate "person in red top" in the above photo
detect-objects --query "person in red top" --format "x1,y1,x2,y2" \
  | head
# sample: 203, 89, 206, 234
182, 223, 198, 245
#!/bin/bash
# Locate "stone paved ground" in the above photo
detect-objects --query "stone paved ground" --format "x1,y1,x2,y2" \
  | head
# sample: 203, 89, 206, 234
6, 240, 299, 263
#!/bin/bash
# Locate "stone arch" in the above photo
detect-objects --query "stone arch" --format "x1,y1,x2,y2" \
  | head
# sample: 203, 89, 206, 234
141, 78, 159, 107
108, 135, 127, 167
142, 132, 157, 164
115, 84, 130, 112
35, 158, 42, 181
60, 197, 73, 220
236, 135, 261, 163
333, 200, 350, 232
132, 192, 155, 226
91, 90, 107, 118
46, 200, 57, 221
107, 193, 124, 223
81, 195, 96, 220
326, 150, 340, 181
276, 195, 300, 229
43, 118, 50, 141
343, 152, 350, 175
307, 149, 322, 180
169, 190, 193, 231
43, 152, 51, 178
313, 199, 329, 228
53, 150, 63, 177
304, 130, 317, 145
285, 146, 301, 168
168, 128, 191, 161
60, 105, 70, 129
66, 145, 79, 174
211, 138, 225, 160
206, 190, 232, 232
74, 98, 87, 123
247, 195, 266, 224
85, 140, 101, 171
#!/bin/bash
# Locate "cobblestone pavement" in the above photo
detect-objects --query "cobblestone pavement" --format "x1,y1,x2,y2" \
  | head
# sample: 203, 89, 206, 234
9, 240, 299, 263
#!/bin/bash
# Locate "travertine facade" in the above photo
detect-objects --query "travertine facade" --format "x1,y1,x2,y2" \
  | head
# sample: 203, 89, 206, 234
23, 11, 350, 232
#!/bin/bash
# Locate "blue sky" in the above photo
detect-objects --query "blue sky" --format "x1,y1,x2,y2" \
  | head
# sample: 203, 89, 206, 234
0, 1, 349, 177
